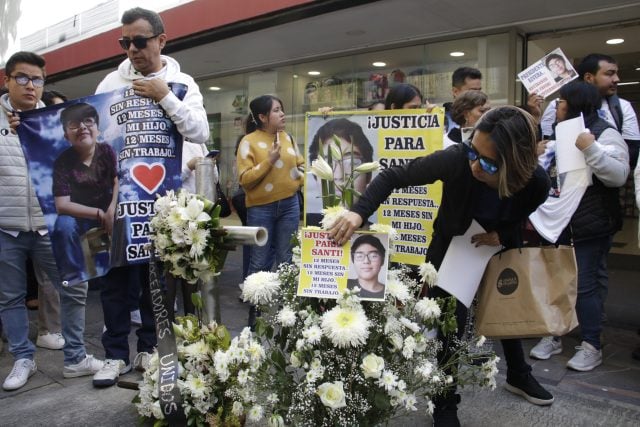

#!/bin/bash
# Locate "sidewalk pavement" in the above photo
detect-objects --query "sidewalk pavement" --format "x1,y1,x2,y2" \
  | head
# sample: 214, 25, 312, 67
1, 246, 639, 426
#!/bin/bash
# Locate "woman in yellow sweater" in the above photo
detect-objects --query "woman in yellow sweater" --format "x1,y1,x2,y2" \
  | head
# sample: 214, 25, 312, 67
237, 95, 304, 322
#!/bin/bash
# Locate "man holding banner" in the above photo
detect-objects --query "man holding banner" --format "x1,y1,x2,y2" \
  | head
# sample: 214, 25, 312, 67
92, 7, 209, 389
0, 52, 103, 391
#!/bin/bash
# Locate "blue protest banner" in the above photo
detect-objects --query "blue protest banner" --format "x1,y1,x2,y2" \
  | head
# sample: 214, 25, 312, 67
18, 83, 187, 285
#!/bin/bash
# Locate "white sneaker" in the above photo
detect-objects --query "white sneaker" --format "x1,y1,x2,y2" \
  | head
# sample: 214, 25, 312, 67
133, 351, 152, 372
63, 354, 104, 378
130, 309, 142, 326
3, 358, 37, 391
36, 332, 65, 350
530, 336, 562, 360
93, 359, 131, 387
567, 341, 602, 371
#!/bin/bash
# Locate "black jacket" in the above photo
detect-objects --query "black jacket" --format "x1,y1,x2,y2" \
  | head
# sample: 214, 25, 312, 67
352, 144, 550, 269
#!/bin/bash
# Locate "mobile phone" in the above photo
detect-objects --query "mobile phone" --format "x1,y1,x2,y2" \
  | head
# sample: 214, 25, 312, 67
206, 150, 220, 158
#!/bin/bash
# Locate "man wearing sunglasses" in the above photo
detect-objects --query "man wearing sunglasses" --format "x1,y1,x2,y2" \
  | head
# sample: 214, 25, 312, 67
93, 7, 209, 388
0, 51, 103, 391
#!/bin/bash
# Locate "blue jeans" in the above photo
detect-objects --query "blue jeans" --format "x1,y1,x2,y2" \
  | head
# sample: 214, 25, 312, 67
575, 235, 613, 349
247, 194, 300, 274
52, 215, 97, 283
0, 231, 88, 365
100, 264, 156, 364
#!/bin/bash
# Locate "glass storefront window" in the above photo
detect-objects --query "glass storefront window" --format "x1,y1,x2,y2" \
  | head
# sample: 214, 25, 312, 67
199, 32, 514, 198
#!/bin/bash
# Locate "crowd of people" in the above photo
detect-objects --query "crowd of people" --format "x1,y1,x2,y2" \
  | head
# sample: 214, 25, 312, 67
1, 6, 639, 427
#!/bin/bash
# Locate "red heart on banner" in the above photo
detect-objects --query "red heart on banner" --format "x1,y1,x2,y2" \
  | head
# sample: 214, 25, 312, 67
131, 162, 166, 195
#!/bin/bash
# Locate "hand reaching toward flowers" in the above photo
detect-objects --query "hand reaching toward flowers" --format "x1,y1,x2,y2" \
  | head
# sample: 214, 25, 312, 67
329, 211, 363, 245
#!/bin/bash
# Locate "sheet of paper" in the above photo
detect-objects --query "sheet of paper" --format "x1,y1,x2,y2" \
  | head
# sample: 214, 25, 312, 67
555, 114, 587, 174
437, 220, 500, 308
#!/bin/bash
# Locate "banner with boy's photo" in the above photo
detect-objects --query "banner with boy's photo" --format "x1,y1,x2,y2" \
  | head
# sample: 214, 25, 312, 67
297, 229, 390, 301
17, 84, 187, 286
304, 108, 444, 266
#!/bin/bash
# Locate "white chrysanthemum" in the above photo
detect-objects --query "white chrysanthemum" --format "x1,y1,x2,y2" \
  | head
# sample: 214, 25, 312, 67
402, 336, 416, 359
302, 325, 322, 344
237, 369, 249, 385
241, 271, 280, 305
369, 223, 398, 242
183, 373, 207, 399
320, 205, 348, 230
419, 262, 438, 287
321, 306, 370, 348
306, 368, 323, 384
386, 278, 410, 303
399, 317, 420, 333
415, 361, 434, 380
184, 225, 209, 258
247, 405, 264, 422
295, 338, 306, 351
377, 369, 398, 391
383, 316, 401, 335
267, 393, 279, 404
247, 341, 265, 365
276, 306, 297, 327
415, 298, 441, 320
183, 340, 209, 361
404, 394, 417, 411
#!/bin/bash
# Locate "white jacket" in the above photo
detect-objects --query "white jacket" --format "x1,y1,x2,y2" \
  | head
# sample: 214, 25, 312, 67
96, 55, 210, 187
0, 94, 47, 231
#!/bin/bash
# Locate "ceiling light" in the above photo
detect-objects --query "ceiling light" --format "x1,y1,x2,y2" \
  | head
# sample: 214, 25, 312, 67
450, 51, 465, 57
293, 74, 298, 78
635, 67, 640, 71
308, 71, 320, 76
372, 61, 386, 67
208, 86, 221, 91
618, 81, 639, 86
606, 38, 624, 45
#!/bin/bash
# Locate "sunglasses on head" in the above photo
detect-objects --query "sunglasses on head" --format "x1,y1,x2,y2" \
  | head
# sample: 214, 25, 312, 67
463, 140, 499, 175
118, 34, 160, 50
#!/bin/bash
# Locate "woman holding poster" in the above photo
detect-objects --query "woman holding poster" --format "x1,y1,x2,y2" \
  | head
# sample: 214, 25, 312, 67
529, 81, 628, 371
329, 106, 554, 425
237, 95, 304, 326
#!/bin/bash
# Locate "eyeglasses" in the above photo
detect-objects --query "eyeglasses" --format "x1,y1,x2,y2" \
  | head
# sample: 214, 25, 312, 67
353, 251, 381, 263
554, 98, 567, 108
66, 117, 97, 131
9, 74, 45, 88
118, 34, 160, 50
463, 140, 499, 175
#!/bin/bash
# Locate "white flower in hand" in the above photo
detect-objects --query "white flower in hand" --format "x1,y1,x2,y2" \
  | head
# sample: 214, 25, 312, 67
419, 262, 438, 287
316, 381, 347, 410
